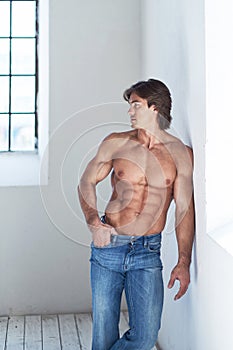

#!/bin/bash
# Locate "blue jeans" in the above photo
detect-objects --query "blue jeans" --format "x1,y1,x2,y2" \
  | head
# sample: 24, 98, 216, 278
90, 230, 164, 350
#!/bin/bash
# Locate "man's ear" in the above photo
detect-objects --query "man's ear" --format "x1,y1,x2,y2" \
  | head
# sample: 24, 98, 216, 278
150, 104, 157, 112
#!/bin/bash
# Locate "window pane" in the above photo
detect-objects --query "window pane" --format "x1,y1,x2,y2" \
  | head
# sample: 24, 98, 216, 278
0, 77, 9, 112
11, 38, 35, 74
11, 114, 35, 151
12, 1, 36, 37
0, 2, 10, 37
11, 76, 35, 112
0, 39, 10, 74
0, 115, 9, 151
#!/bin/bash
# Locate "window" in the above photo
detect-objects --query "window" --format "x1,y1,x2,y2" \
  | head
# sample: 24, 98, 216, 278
0, 0, 38, 152
206, 0, 233, 255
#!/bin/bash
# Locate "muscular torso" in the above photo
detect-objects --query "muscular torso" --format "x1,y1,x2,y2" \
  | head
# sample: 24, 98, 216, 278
104, 132, 177, 235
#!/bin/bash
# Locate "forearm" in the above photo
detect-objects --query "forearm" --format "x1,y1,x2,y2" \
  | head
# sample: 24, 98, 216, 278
78, 181, 101, 227
175, 197, 195, 266
78, 181, 117, 247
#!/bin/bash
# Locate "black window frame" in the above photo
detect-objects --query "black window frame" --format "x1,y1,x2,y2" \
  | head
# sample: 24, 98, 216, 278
0, 0, 39, 152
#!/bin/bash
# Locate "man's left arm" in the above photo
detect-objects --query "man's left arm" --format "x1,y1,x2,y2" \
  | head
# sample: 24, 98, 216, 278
168, 146, 195, 300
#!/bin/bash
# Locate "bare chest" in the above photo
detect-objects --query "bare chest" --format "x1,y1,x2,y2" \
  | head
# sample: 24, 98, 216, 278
112, 143, 177, 188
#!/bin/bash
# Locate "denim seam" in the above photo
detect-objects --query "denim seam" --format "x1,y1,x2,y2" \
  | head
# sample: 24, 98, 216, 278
125, 275, 136, 339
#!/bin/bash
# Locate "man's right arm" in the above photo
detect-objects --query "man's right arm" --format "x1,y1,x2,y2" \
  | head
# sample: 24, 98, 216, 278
78, 135, 117, 246
78, 157, 112, 226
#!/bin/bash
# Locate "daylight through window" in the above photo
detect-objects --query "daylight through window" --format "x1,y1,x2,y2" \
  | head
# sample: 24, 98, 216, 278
0, 0, 38, 152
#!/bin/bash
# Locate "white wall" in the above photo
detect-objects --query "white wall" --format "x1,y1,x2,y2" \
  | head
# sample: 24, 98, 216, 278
142, 1, 233, 349
0, 0, 141, 315
205, 0, 233, 255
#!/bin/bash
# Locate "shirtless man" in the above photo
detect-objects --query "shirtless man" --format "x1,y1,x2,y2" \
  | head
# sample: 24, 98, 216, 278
78, 79, 195, 350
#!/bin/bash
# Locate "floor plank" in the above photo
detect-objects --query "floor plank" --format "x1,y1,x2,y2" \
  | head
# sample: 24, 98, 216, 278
59, 314, 81, 350
42, 315, 61, 350
75, 313, 92, 350
25, 315, 42, 350
0, 311, 157, 349
0, 317, 8, 350
6, 316, 24, 350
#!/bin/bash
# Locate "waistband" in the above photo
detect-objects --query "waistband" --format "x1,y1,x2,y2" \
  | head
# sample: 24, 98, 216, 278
100, 215, 161, 245
110, 233, 161, 246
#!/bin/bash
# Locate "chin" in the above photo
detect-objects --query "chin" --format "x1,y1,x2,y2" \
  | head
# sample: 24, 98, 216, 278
131, 123, 139, 129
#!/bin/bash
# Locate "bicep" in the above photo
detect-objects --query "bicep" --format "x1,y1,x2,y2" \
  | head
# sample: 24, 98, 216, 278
173, 149, 194, 212
173, 174, 193, 207
80, 157, 113, 185
80, 141, 114, 185
95, 159, 113, 183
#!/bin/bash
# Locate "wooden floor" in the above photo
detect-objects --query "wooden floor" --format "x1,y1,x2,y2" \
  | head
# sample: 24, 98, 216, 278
0, 312, 157, 350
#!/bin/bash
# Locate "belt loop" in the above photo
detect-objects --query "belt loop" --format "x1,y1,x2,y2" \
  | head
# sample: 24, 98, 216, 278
111, 234, 116, 244
143, 235, 147, 247
130, 236, 134, 245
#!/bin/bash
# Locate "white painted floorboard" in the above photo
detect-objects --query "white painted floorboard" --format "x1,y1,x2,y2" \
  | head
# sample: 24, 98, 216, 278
75, 313, 92, 350
59, 314, 81, 350
25, 315, 42, 350
0, 312, 158, 349
6, 316, 24, 350
0, 317, 8, 350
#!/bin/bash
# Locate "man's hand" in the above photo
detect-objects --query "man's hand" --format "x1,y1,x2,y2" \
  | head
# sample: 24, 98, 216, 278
89, 223, 118, 248
167, 263, 190, 300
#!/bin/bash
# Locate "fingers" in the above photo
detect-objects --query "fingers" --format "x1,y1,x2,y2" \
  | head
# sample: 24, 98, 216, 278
174, 284, 188, 300
93, 234, 111, 247
102, 223, 118, 235
92, 223, 114, 247
168, 265, 190, 301
167, 274, 176, 289
169, 277, 189, 300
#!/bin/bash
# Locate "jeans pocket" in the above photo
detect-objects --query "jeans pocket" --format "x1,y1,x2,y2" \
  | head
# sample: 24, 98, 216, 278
147, 241, 161, 253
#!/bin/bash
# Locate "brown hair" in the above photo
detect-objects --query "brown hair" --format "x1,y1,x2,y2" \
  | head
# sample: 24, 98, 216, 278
123, 79, 172, 130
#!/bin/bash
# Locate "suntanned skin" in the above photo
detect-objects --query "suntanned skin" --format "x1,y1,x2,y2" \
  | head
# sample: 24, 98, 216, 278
78, 92, 195, 300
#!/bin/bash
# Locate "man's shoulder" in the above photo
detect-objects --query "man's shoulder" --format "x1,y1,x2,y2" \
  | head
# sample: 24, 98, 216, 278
164, 133, 193, 167
103, 130, 136, 142
165, 133, 193, 154
97, 130, 135, 156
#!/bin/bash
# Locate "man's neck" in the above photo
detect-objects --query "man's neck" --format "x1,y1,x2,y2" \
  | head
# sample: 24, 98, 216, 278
136, 128, 165, 149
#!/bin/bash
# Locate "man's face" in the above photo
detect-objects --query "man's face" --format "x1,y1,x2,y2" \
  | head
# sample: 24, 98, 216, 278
128, 92, 155, 130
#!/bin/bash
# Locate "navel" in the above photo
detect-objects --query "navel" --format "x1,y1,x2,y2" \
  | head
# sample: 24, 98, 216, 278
118, 170, 124, 177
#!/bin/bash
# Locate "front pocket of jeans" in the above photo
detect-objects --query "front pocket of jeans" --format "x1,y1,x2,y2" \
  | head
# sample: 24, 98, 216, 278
147, 242, 161, 252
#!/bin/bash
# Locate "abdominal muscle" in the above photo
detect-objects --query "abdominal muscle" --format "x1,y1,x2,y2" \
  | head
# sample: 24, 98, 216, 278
104, 176, 173, 235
